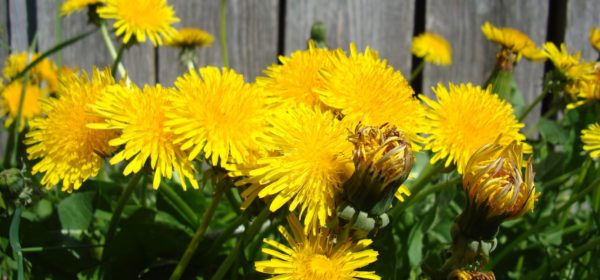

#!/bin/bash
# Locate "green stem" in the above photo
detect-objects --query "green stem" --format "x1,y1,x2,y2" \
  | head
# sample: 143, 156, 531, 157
99, 23, 127, 80
551, 236, 600, 269
169, 182, 227, 280
390, 163, 445, 218
9, 29, 96, 83
186, 60, 195, 70
225, 188, 242, 215
104, 172, 142, 246
211, 206, 270, 280
158, 183, 199, 227
487, 177, 600, 270
394, 175, 461, 217
409, 60, 425, 83
207, 212, 248, 256
9, 207, 23, 280
220, 0, 230, 68
518, 86, 550, 122
111, 43, 126, 76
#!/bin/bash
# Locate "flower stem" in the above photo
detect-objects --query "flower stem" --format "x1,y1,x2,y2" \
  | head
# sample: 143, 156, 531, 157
104, 172, 142, 247
393, 175, 461, 217
111, 43, 126, 76
99, 23, 128, 81
169, 182, 227, 280
518, 85, 550, 122
390, 163, 444, 218
9, 207, 23, 280
158, 183, 199, 227
211, 206, 270, 280
220, 0, 230, 68
409, 60, 425, 83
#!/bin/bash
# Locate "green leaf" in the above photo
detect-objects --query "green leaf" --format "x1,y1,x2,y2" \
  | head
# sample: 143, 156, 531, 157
538, 118, 568, 145
407, 220, 424, 268
57, 191, 95, 230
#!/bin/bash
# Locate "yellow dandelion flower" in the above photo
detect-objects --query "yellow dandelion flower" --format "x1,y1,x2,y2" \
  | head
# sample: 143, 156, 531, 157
166, 27, 214, 48
590, 27, 600, 53
98, 0, 179, 46
411, 32, 452, 66
422, 83, 528, 174
463, 142, 537, 220
257, 41, 338, 108
481, 21, 545, 61
255, 214, 380, 280
241, 105, 354, 232
25, 68, 118, 192
0, 80, 46, 131
89, 84, 198, 190
567, 64, 600, 109
317, 43, 427, 150
544, 42, 595, 82
3, 52, 59, 91
166, 67, 269, 168
60, 0, 103, 16
582, 123, 600, 158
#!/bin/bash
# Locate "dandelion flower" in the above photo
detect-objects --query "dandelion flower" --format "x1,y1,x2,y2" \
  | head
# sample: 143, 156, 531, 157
89, 83, 198, 190
3, 52, 59, 91
590, 27, 600, 53
567, 64, 600, 109
242, 105, 354, 232
60, 0, 103, 16
98, 0, 179, 46
255, 215, 380, 280
166, 67, 268, 170
411, 32, 452, 66
318, 43, 427, 150
258, 42, 338, 108
0, 80, 46, 131
481, 21, 545, 61
422, 83, 528, 174
544, 43, 595, 84
166, 27, 214, 48
582, 123, 600, 158
25, 68, 117, 192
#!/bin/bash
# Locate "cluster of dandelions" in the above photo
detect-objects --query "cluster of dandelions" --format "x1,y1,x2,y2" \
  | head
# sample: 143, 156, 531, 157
1, 0, 599, 278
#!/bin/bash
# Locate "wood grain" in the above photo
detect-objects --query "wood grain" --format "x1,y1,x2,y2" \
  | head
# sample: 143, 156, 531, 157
36, 2, 155, 84
157, 0, 279, 86
566, 0, 600, 61
285, 0, 415, 76
9, 0, 29, 50
423, 0, 548, 128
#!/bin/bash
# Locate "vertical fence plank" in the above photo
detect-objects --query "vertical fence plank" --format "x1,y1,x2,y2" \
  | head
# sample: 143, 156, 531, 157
36, 3, 155, 85
566, 1, 600, 61
9, 0, 29, 50
157, 0, 279, 85
423, 0, 548, 128
36, 4, 111, 75
285, 0, 415, 75
0, 0, 9, 62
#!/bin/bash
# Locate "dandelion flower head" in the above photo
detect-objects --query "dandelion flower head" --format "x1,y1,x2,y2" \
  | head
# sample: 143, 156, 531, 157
411, 32, 452, 66
166, 27, 215, 48
241, 105, 354, 232
166, 66, 269, 169
582, 123, 600, 158
589, 27, 600, 53
258, 41, 339, 109
481, 21, 545, 61
25, 68, 118, 192
98, 0, 179, 46
0, 80, 46, 131
89, 83, 198, 190
60, 0, 103, 16
318, 43, 427, 150
422, 83, 528, 174
255, 215, 380, 280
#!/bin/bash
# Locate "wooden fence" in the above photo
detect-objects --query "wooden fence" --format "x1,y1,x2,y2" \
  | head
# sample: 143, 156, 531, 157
1, 0, 600, 129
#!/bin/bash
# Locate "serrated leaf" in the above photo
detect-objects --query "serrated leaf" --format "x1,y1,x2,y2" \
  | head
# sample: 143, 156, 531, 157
538, 118, 568, 145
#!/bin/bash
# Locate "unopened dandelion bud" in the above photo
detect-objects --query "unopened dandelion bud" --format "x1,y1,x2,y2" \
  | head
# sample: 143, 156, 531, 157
458, 141, 538, 240
448, 269, 496, 280
343, 123, 414, 215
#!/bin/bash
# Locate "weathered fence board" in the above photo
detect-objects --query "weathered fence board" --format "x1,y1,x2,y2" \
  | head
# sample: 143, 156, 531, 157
423, 0, 548, 128
0, 0, 9, 64
157, 0, 279, 85
36, 2, 156, 85
9, 0, 29, 50
285, 0, 415, 76
566, 1, 600, 61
